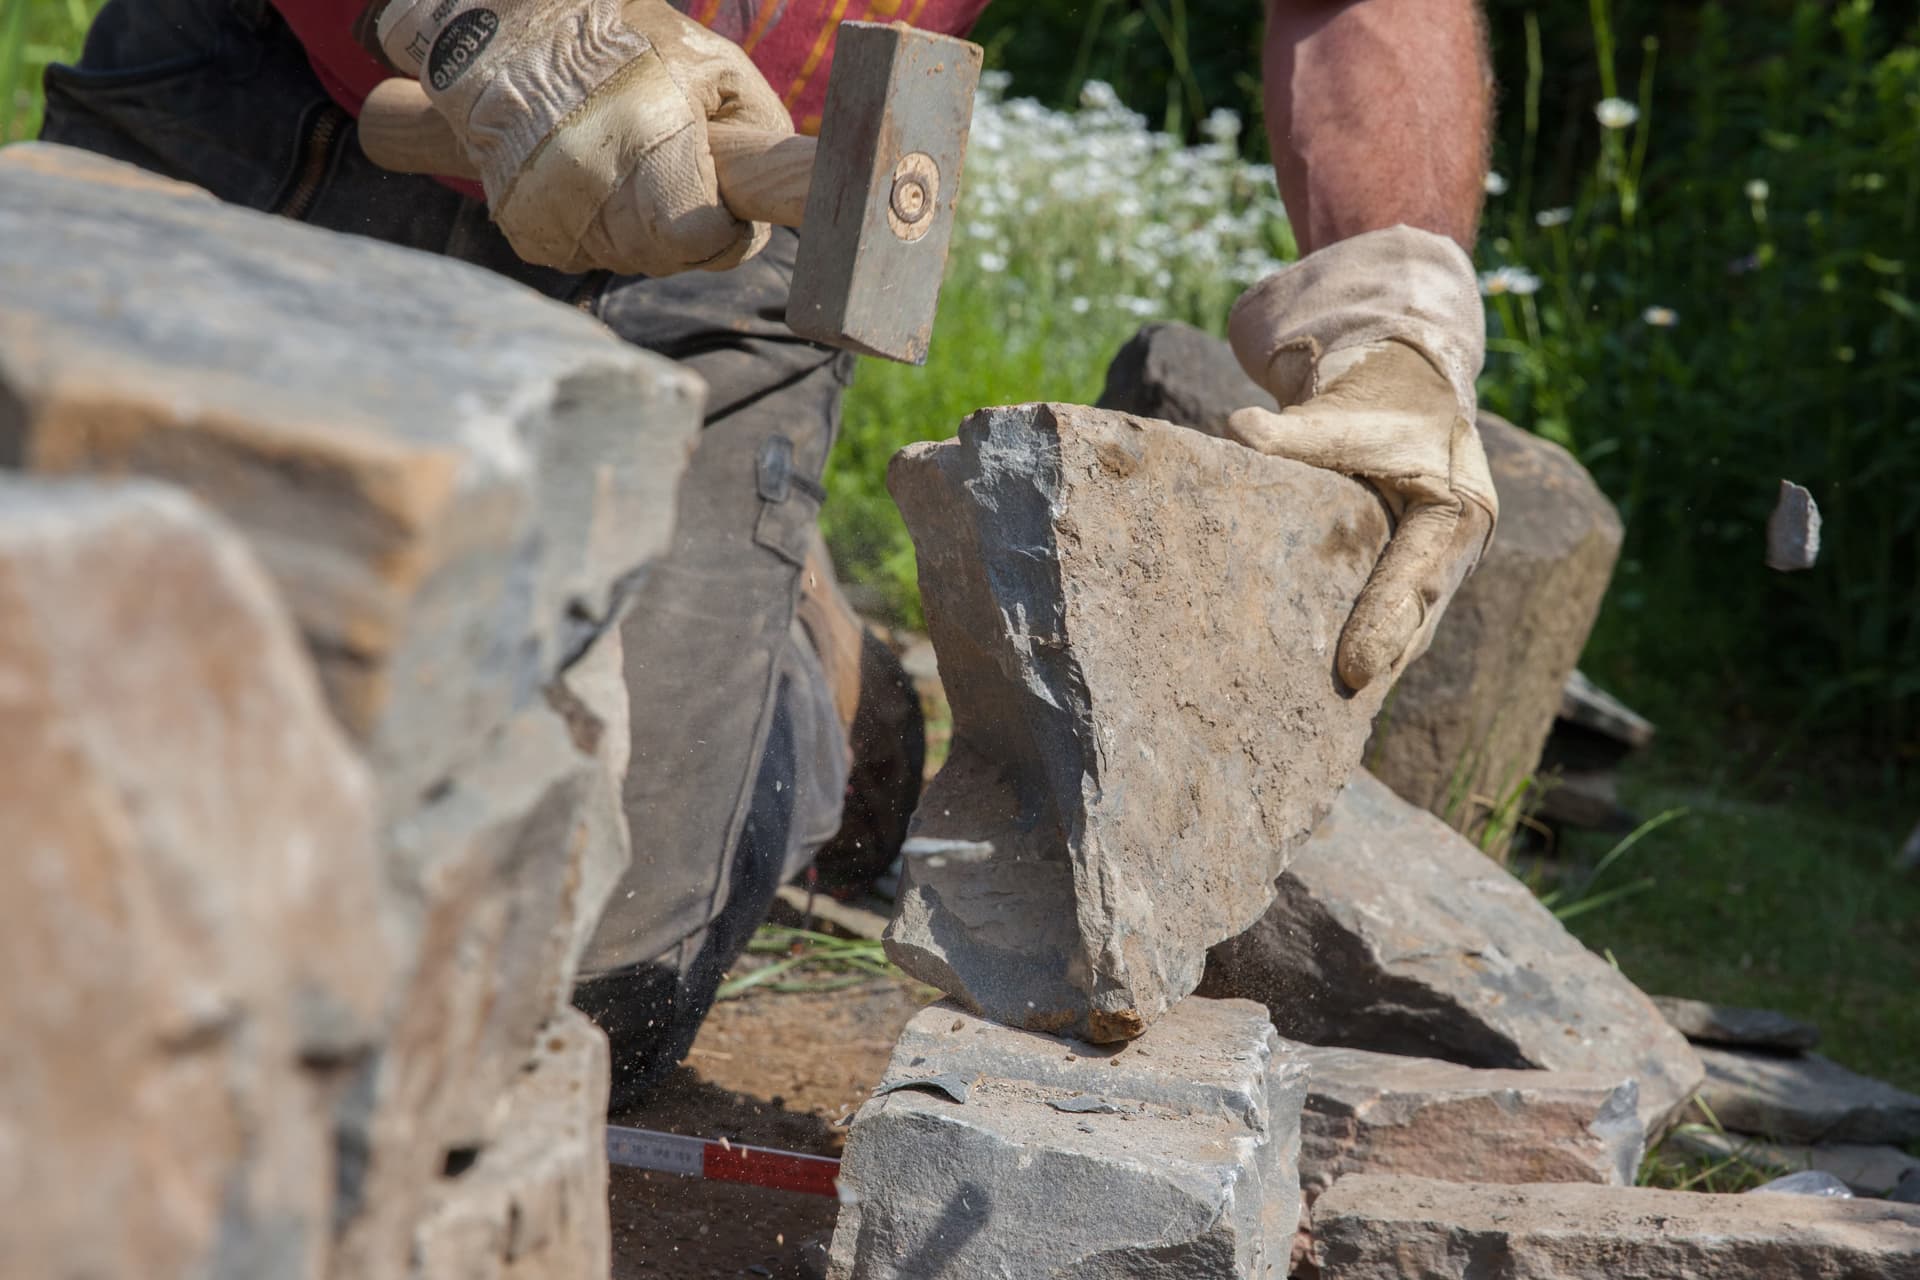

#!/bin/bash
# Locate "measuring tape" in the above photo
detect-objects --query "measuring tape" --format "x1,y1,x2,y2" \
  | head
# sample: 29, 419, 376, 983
606, 1124, 842, 1198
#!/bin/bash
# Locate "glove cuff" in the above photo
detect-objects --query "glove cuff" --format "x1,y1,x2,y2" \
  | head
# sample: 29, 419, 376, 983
1227, 225, 1485, 421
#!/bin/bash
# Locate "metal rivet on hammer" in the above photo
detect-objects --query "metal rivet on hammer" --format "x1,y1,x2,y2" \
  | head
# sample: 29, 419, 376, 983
886, 152, 940, 243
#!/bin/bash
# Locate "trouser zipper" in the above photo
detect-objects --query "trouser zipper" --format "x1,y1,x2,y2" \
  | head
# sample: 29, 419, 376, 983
274, 103, 348, 221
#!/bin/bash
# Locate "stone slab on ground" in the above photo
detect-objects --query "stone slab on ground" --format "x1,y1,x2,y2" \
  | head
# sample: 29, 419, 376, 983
0, 142, 701, 807
1201, 771, 1703, 1136
1667, 1130, 1920, 1198
0, 477, 397, 1280
1362, 412, 1623, 853
1311, 1174, 1920, 1279
828, 997, 1308, 1279
1692, 1045, 1920, 1146
1651, 994, 1820, 1051
1292, 1044, 1643, 1198
409, 1009, 612, 1280
885, 403, 1391, 1042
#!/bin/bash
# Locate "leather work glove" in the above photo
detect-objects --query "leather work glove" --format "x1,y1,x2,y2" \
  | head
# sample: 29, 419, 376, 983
1226, 225, 1499, 691
374, 0, 790, 275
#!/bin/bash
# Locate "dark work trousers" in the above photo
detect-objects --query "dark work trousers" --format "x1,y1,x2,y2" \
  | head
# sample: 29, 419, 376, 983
41, 0, 855, 1108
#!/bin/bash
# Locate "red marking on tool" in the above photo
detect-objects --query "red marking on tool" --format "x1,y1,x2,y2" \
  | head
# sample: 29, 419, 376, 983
606, 1124, 841, 1197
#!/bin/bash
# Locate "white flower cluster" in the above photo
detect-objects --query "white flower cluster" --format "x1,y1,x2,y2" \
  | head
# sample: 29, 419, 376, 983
954, 73, 1291, 328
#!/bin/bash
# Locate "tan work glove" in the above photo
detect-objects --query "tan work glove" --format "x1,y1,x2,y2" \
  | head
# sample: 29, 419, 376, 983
1226, 225, 1498, 691
374, 0, 789, 275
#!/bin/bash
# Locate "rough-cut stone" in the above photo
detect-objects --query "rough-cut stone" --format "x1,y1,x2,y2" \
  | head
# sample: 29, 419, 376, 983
1651, 995, 1821, 1051
1559, 669, 1656, 752
0, 478, 397, 1280
1766, 478, 1823, 571
1666, 1130, 1920, 1198
1201, 771, 1703, 1136
0, 143, 701, 808
828, 998, 1308, 1279
884, 403, 1391, 1042
1750, 1170, 1856, 1198
1096, 320, 1277, 437
1364, 413, 1624, 851
1311, 1175, 1920, 1279
1291, 1044, 1644, 1198
1692, 1046, 1920, 1146
409, 1009, 611, 1280
329, 701, 613, 1280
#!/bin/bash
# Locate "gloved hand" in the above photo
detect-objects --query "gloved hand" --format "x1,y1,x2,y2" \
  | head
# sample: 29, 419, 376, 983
374, 0, 790, 275
1225, 225, 1498, 691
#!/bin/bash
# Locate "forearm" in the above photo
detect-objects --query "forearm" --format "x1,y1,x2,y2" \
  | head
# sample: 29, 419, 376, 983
1263, 0, 1491, 255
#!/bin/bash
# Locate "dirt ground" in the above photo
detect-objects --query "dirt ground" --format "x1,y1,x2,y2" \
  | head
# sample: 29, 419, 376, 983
608, 971, 933, 1278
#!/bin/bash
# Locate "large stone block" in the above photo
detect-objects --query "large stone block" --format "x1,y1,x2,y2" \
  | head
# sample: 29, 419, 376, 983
0, 143, 701, 807
409, 1009, 612, 1280
1310, 1175, 1920, 1279
885, 403, 1390, 1041
1292, 1044, 1644, 1199
828, 998, 1307, 1279
1651, 995, 1820, 1051
1096, 323, 1626, 851
1692, 1046, 1920, 1146
1666, 1130, 1920, 1199
1365, 414, 1623, 850
0, 478, 397, 1280
1201, 771, 1702, 1136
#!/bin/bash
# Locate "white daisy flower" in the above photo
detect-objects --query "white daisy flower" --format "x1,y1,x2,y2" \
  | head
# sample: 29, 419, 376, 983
1642, 305, 1679, 327
1479, 266, 1541, 297
1535, 207, 1573, 228
1484, 171, 1509, 196
1595, 98, 1640, 130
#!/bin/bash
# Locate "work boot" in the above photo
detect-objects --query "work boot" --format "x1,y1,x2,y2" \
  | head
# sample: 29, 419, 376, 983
794, 537, 925, 895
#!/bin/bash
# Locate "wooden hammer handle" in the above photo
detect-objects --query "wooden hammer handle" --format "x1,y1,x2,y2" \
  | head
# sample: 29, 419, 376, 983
356, 79, 815, 228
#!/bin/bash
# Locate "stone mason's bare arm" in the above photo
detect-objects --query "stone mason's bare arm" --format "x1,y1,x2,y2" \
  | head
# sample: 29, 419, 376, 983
1223, 0, 1497, 693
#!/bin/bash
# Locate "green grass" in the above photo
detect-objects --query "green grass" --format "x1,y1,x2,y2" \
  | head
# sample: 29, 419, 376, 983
1554, 768, 1920, 1093
1, 0, 102, 144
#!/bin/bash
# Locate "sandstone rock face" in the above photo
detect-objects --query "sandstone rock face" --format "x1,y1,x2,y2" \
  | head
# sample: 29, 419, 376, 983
1651, 995, 1821, 1051
885, 403, 1391, 1041
0, 478, 397, 1280
1201, 772, 1703, 1136
0, 142, 701, 809
1692, 1046, 1920, 1146
409, 1010, 612, 1280
1311, 1175, 1920, 1279
1364, 414, 1624, 850
829, 998, 1307, 1279
1291, 1044, 1644, 1198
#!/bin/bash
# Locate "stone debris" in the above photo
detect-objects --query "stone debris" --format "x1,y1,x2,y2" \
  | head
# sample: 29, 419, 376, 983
1750, 1170, 1855, 1198
0, 147, 677, 1280
1201, 771, 1703, 1136
1666, 1129, 1920, 1198
1898, 821, 1920, 874
1096, 319, 1278, 438
1363, 413, 1624, 853
1097, 324, 1627, 854
885, 403, 1391, 1041
1290, 1043, 1644, 1198
1310, 1174, 1920, 1279
1693, 1045, 1920, 1146
0, 478, 397, 1280
828, 998, 1308, 1279
0, 142, 701, 809
1766, 478, 1822, 571
1559, 668, 1657, 751
1650, 994, 1821, 1051
408, 1010, 612, 1280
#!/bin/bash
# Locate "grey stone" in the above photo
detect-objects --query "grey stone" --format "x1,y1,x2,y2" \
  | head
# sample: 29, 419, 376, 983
884, 403, 1391, 1042
1290, 1043, 1644, 1199
1201, 771, 1703, 1136
1311, 1174, 1920, 1279
828, 997, 1307, 1279
408, 1009, 612, 1280
0, 477, 397, 1280
1766, 479, 1822, 571
1693, 1045, 1920, 1146
1751, 1170, 1855, 1198
1559, 669, 1656, 753
1095, 320, 1277, 438
1894, 1171, 1920, 1205
1665, 1129, 1920, 1198
0, 143, 701, 809
1898, 821, 1920, 874
1364, 413, 1624, 854
1650, 995, 1821, 1051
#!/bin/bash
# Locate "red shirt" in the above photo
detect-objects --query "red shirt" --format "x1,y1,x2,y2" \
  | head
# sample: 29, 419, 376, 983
274, 0, 990, 136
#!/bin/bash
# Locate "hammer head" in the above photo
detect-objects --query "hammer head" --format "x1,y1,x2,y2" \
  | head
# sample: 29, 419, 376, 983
786, 23, 984, 366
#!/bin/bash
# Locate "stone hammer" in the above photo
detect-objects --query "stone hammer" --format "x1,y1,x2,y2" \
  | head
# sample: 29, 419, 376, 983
359, 22, 982, 364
